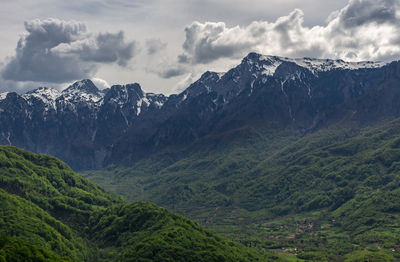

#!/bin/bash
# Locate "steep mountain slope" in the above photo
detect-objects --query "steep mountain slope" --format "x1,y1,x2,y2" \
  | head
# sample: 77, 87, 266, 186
0, 145, 271, 261
108, 53, 399, 165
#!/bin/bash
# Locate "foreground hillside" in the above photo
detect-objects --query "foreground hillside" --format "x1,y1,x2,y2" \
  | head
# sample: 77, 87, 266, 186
0, 146, 269, 261
86, 118, 400, 261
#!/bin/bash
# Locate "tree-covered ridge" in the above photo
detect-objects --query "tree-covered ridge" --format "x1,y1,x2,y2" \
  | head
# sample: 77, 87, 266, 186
0, 145, 270, 261
0, 145, 122, 227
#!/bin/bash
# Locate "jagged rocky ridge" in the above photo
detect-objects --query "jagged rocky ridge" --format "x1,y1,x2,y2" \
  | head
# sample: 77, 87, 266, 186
0, 80, 166, 170
0, 52, 399, 170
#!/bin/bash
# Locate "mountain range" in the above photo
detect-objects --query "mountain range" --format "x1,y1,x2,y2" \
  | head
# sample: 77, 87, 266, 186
1, 52, 399, 170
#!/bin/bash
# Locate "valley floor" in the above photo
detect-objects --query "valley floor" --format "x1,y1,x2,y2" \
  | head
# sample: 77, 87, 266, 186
84, 120, 400, 261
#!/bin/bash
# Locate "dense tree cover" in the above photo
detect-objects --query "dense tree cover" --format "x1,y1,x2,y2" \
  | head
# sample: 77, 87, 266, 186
0, 146, 121, 228
0, 236, 67, 262
0, 146, 271, 261
85, 119, 400, 260
0, 189, 89, 260
89, 202, 268, 261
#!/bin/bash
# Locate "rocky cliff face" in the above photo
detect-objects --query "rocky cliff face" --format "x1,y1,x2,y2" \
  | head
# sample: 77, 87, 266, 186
0, 53, 399, 170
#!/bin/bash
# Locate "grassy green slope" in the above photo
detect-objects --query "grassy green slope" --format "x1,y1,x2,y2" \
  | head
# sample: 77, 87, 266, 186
0, 146, 272, 261
85, 119, 400, 260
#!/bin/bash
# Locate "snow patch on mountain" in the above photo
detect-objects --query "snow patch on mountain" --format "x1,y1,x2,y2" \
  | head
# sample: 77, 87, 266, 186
260, 58, 282, 76
153, 100, 164, 108
61, 89, 103, 104
22, 87, 61, 111
105, 84, 166, 116
0, 92, 9, 101
289, 57, 387, 73
256, 54, 388, 75
136, 97, 151, 115
146, 93, 166, 108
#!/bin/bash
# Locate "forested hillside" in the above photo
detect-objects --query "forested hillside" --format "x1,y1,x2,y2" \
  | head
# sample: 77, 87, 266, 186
0, 146, 269, 261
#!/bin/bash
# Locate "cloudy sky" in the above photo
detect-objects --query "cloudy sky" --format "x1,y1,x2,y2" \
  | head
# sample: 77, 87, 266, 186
0, 0, 399, 94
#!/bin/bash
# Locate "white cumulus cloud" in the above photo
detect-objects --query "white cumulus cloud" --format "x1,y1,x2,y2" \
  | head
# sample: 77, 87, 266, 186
180, 0, 400, 64
92, 77, 110, 90
2, 18, 138, 83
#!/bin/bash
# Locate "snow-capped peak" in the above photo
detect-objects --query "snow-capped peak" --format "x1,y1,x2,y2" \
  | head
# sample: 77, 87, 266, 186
61, 79, 104, 104
244, 52, 389, 76
64, 79, 100, 94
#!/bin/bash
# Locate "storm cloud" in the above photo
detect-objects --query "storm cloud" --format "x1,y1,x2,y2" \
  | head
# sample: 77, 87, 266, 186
180, 0, 400, 64
2, 18, 137, 83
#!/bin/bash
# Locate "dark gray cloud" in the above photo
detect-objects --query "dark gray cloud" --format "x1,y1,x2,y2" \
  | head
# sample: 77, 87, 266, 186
145, 38, 167, 55
2, 18, 93, 83
2, 18, 137, 83
157, 67, 187, 79
337, 0, 399, 28
179, 0, 400, 64
83, 32, 136, 66
55, 31, 137, 66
